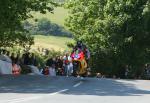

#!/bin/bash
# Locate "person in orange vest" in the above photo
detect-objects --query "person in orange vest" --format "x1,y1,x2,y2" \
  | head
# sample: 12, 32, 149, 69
12, 63, 21, 75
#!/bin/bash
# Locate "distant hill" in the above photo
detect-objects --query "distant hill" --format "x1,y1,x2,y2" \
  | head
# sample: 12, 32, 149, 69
32, 35, 74, 51
28, 7, 68, 26
27, 0, 74, 51
25, 6, 71, 37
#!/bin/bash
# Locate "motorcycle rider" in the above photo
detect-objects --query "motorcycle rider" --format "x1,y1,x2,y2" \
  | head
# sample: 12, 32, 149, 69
73, 41, 90, 67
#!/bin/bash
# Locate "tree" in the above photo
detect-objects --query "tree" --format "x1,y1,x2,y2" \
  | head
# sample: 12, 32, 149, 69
65, 0, 150, 77
0, 0, 56, 47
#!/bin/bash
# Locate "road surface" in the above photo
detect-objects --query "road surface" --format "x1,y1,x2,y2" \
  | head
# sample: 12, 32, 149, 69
0, 75, 150, 103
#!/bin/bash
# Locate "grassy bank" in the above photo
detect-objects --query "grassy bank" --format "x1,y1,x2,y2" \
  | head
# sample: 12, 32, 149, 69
32, 35, 74, 51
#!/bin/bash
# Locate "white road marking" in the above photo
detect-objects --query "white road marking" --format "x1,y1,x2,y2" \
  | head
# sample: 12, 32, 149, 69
3, 81, 83, 103
73, 81, 83, 88
5, 89, 69, 103
47, 89, 69, 96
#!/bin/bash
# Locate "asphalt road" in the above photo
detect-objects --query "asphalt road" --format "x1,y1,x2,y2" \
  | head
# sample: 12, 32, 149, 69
0, 75, 150, 103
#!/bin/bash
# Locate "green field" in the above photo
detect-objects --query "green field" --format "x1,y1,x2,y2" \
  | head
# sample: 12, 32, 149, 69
29, 7, 68, 26
32, 35, 74, 51
29, 6, 72, 51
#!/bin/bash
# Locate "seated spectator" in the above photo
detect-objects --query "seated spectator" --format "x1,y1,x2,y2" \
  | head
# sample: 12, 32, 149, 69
42, 66, 49, 75
12, 62, 21, 75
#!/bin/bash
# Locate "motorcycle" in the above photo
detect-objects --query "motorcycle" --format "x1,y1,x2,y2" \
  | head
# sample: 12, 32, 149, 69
71, 49, 87, 76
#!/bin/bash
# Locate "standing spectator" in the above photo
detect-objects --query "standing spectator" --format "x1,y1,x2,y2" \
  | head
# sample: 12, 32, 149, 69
2, 50, 12, 63
125, 65, 130, 79
55, 56, 64, 75
145, 64, 150, 79
6, 51, 10, 58
15, 54, 21, 65
46, 58, 53, 67
46, 57, 56, 75
10, 53, 16, 64
83, 47, 90, 68
45, 49, 49, 56
20, 54, 25, 65
23, 52, 30, 65
29, 53, 37, 66
0, 50, 12, 74
49, 64, 56, 76
37, 47, 40, 52
63, 53, 73, 76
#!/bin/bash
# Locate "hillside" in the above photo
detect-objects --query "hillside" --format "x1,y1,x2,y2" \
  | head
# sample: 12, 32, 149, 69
32, 35, 74, 51
29, 7, 68, 26
28, 2, 72, 51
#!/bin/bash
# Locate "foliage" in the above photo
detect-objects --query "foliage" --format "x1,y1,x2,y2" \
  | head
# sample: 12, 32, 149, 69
30, 49, 63, 67
66, 42, 75, 48
65, 0, 150, 77
0, 0, 56, 48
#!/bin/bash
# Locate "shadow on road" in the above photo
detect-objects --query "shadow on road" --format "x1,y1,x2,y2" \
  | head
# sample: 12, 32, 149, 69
0, 75, 150, 96
62, 78, 150, 96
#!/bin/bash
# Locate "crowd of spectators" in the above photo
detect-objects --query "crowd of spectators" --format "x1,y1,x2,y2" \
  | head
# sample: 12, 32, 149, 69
0, 49, 74, 77
1, 48, 150, 79
42, 52, 73, 76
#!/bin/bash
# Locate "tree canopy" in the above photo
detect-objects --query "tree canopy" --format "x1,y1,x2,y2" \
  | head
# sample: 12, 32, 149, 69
0, 0, 56, 48
65, 0, 150, 77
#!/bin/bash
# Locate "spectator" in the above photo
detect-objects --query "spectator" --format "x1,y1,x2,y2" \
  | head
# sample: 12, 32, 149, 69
46, 58, 53, 67
23, 52, 30, 65
125, 65, 130, 79
29, 53, 37, 66
45, 49, 49, 56
55, 56, 64, 75
96, 73, 102, 78
87, 71, 91, 77
113, 75, 116, 79
1, 50, 12, 63
42, 66, 49, 75
49, 64, 56, 76
6, 51, 10, 57
20, 54, 25, 65
83, 47, 90, 68
144, 64, 150, 79
10, 53, 16, 64
0, 50, 12, 74
37, 47, 40, 52
63, 53, 73, 76
15, 54, 21, 65
12, 62, 21, 75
